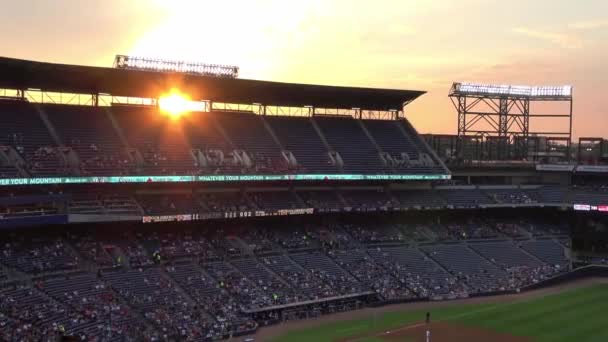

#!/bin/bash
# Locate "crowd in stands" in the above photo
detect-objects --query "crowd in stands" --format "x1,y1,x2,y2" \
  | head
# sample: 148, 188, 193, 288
488, 189, 539, 204
328, 248, 413, 300
203, 193, 252, 214
130, 186, 592, 217
3, 185, 608, 220
0, 215, 572, 340
349, 224, 405, 244
0, 204, 58, 218
507, 265, 566, 289
0, 236, 78, 274
442, 221, 499, 240
72, 140, 134, 176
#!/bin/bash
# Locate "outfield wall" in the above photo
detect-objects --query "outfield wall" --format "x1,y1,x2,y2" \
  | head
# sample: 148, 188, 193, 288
521, 265, 608, 291
372, 266, 605, 309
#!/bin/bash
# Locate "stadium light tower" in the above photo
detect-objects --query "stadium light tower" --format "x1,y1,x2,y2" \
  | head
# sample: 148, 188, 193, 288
449, 82, 573, 161
113, 55, 239, 78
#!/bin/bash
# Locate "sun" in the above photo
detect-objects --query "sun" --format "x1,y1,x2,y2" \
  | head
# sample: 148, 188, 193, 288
158, 91, 191, 119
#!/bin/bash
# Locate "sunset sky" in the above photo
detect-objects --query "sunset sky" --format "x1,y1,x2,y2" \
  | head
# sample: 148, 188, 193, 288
1, 0, 606, 138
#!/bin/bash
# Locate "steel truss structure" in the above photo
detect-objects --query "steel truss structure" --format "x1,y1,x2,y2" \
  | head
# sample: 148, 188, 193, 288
213, 102, 403, 119
0, 88, 405, 121
449, 82, 573, 161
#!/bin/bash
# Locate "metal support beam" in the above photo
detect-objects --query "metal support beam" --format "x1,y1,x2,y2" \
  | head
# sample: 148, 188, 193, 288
498, 98, 508, 138
449, 83, 572, 162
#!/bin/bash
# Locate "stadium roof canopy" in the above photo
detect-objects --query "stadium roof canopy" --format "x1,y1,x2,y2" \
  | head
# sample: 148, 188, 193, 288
0, 57, 425, 111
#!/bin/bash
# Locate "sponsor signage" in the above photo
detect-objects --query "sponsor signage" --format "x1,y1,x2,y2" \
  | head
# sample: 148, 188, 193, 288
535, 164, 576, 172
142, 207, 316, 223
142, 214, 199, 223
573, 204, 608, 213
137, 201, 608, 224
575, 165, 608, 173
0, 173, 451, 187
573, 204, 591, 211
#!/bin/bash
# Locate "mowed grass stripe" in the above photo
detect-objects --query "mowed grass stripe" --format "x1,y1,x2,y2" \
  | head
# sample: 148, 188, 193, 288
534, 296, 608, 342
579, 324, 608, 342
458, 288, 599, 333
271, 284, 608, 342
454, 284, 598, 329
510, 288, 608, 340
451, 284, 608, 340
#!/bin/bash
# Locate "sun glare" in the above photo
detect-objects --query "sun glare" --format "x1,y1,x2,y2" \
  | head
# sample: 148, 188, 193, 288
158, 91, 191, 119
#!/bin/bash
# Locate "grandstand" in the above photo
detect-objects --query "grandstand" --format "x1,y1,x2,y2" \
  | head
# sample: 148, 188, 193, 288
0, 101, 450, 179
0, 57, 447, 182
0, 56, 605, 341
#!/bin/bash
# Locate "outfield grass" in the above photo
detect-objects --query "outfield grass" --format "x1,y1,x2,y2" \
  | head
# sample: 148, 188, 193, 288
271, 284, 608, 342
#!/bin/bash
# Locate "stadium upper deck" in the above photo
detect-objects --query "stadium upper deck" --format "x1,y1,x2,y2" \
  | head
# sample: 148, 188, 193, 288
0, 57, 450, 185
0, 57, 424, 111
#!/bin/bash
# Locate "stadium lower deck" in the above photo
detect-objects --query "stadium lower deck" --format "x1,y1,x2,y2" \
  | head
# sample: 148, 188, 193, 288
0, 214, 571, 341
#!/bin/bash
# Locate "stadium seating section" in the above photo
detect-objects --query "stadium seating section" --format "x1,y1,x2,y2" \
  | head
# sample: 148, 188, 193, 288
1, 185, 601, 220
0, 216, 571, 340
0, 101, 447, 177
0, 98, 597, 342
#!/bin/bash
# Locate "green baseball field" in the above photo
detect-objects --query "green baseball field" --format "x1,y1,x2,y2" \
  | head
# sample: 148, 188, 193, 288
269, 282, 608, 342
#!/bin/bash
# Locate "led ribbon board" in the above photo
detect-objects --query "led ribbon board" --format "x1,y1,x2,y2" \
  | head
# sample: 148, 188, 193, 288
573, 204, 608, 212
142, 208, 316, 224
0, 174, 451, 186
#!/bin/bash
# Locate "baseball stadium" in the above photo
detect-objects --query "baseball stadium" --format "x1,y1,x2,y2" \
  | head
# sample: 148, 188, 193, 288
1, 1, 607, 341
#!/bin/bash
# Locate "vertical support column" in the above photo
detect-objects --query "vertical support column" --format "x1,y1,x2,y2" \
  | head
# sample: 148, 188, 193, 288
568, 98, 574, 162
498, 98, 508, 138
457, 96, 466, 137
522, 99, 530, 160
577, 138, 582, 164
306, 106, 314, 117
389, 109, 398, 120
498, 98, 509, 159
354, 108, 362, 120
456, 96, 467, 159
